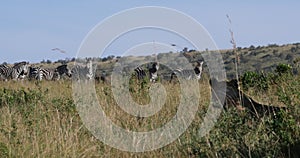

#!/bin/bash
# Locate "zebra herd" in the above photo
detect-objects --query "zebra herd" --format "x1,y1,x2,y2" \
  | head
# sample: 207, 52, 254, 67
0, 61, 29, 81
28, 64, 72, 81
170, 61, 204, 81
0, 61, 73, 81
0, 60, 204, 83
133, 60, 204, 83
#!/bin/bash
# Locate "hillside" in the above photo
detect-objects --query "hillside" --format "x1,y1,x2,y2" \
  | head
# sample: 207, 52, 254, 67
8, 43, 299, 80
92, 43, 300, 80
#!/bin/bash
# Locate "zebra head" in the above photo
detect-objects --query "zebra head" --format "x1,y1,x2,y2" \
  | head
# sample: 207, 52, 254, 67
152, 62, 159, 71
13, 61, 29, 79
55, 64, 72, 77
194, 61, 204, 80
149, 62, 159, 82
86, 59, 94, 79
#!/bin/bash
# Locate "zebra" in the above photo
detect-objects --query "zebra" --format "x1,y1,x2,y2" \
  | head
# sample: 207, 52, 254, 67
29, 64, 71, 81
170, 61, 204, 82
133, 62, 159, 82
0, 64, 9, 80
72, 59, 94, 81
55, 64, 72, 79
29, 66, 43, 81
95, 71, 109, 83
86, 59, 93, 80
134, 66, 147, 80
0, 61, 29, 81
149, 62, 159, 82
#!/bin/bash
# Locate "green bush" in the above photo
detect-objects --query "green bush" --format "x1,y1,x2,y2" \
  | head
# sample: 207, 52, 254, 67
241, 71, 269, 91
275, 63, 292, 75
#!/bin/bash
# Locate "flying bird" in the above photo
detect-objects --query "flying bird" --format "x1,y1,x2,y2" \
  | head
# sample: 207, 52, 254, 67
52, 48, 66, 54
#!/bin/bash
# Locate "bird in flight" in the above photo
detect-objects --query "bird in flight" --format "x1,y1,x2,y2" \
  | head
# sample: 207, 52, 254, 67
52, 48, 66, 54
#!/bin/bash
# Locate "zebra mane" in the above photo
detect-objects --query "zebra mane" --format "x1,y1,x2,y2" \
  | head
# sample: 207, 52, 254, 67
56, 64, 68, 70
13, 61, 28, 68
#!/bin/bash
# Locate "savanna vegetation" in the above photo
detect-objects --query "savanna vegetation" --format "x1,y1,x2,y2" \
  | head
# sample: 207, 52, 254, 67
0, 43, 300, 157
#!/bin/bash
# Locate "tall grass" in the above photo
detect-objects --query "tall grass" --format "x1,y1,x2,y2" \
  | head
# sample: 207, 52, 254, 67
0, 71, 299, 157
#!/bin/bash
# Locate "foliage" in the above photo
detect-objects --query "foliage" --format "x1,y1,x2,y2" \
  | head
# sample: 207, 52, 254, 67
241, 71, 269, 91
275, 63, 292, 75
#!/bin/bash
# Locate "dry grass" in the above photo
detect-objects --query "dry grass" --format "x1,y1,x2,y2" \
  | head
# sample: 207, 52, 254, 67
0, 73, 299, 157
0, 78, 212, 157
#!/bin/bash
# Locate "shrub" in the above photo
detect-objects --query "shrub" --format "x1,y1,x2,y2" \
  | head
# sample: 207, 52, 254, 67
241, 71, 269, 91
275, 63, 292, 75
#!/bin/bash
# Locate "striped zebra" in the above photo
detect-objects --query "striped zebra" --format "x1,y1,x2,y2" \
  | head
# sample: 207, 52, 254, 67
149, 62, 159, 82
170, 61, 204, 82
29, 64, 71, 81
0, 64, 9, 80
29, 66, 43, 81
133, 62, 159, 82
134, 67, 147, 80
0, 61, 29, 81
86, 59, 93, 80
72, 59, 94, 81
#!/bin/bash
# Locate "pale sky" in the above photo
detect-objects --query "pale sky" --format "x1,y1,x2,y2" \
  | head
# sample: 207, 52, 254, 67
1, 1, 299, 63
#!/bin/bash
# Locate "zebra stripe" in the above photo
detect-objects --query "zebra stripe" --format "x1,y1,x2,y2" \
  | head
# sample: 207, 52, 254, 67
29, 67, 43, 81
55, 64, 72, 79
134, 67, 146, 80
41, 70, 58, 81
0, 61, 29, 81
29, 64, 71, 81
86, 59, 93, 80
72, 60, 94, 81
133, 62, 159, 82
149, 62, 159, 82
170, 61, 203, 81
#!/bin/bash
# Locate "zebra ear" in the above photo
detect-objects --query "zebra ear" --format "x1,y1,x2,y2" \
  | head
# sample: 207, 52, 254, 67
195, 61, 204, 67
193, 61, 199, 67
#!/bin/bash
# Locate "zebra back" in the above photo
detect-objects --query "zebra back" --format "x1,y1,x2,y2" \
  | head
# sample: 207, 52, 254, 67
134, 66, 147, 80
72, 65, 92, 81
55, 64, 72, 78
0, 61, 29, 80
12, 61, 29, 80
29, 67, 43, 81
170, 61, 204, 82
0, 65, 13, 81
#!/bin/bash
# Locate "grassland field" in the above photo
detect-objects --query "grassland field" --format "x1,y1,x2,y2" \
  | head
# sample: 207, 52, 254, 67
1, 43, 300, 157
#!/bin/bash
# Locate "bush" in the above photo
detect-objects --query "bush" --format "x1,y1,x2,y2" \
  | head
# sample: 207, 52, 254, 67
241, 71, 269, 91
275, 64, 292, 75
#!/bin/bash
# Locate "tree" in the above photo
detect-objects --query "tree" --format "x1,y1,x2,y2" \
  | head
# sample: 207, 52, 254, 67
182, 47, 188, 53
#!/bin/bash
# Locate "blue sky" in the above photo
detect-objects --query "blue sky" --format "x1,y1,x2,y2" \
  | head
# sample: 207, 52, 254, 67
0, 1, 299, 63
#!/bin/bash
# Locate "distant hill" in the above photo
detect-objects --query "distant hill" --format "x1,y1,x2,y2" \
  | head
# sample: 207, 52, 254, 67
12, 42, 300, 80
90, 42, 300, 80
